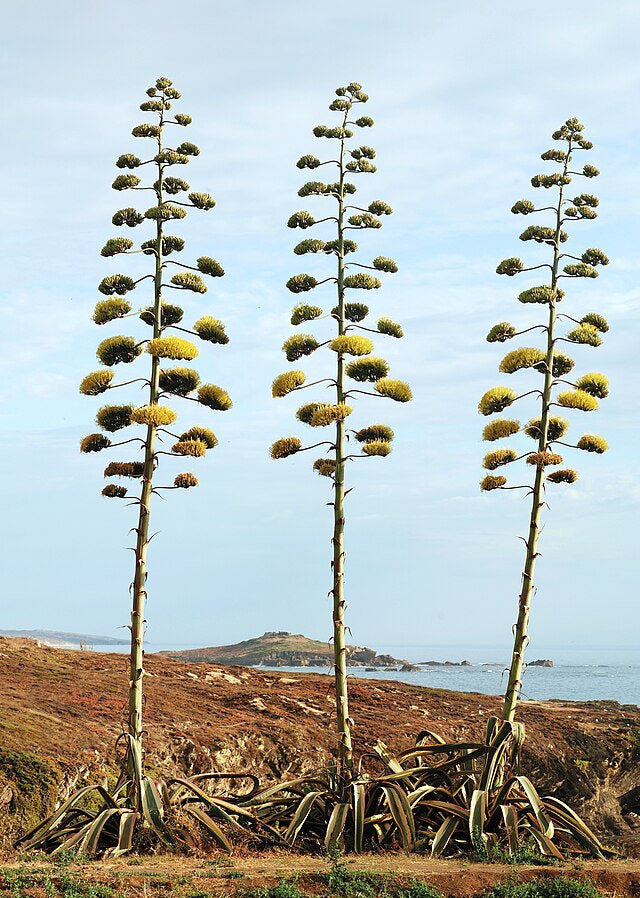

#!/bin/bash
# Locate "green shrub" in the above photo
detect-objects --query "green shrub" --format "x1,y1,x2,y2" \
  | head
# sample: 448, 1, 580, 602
483, 877, 601, 898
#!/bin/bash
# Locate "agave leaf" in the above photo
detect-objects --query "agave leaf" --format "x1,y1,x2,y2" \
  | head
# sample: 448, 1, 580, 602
125, 734, 144, 788
374, 740, 405, 774
16, 784, 107, 849
543, 796, 608, 857
486, 778, 518, 828
469, 789, 488, 851
526, 825, 565, 859
515, 776, 553, 838
112, 811, 138, 857
171, 777, 283, 843
184, 805, 232, 851
397, 742, 484, 762
239, 775, 327, 806
141, 777, 174, 846
422, 799, 470, 821
352, 782, 366, 853
284, 790, 326, 844
51, 825, 89, 856
484, 715, 500, 745
500, 804, 519, 856
380, 783, 415, 851
79, 807, 121, 855
479, 721, 513, 791
325, 802, 349, 852
415, 729, 447, 746
406, 785, 437, 807
431, 815, 459, 857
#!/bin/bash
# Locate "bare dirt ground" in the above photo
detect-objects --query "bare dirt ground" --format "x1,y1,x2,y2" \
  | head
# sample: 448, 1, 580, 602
2, 854, 640, 897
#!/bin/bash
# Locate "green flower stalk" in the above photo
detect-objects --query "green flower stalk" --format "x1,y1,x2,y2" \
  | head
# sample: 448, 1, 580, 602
79, 77, 230, 793
271, 83, 411, 775
481, 118, 609, 724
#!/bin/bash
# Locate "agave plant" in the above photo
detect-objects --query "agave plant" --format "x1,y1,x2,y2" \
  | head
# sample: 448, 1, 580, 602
479, 117, 609, 724
232, 720, 608, 858
16, 76, 236, 855
270, 82, 411, 776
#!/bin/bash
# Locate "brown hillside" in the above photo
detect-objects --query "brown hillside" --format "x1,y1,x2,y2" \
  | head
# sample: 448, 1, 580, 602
0, 636, 638, 854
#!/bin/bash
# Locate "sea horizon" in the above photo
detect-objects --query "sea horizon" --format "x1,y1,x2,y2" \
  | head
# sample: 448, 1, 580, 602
55, 640, 638, 707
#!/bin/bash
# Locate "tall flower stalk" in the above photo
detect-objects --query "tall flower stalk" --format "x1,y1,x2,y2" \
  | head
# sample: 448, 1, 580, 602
80, 76, 230, 780
479, 118, 609, 723
271, 82, 411, 774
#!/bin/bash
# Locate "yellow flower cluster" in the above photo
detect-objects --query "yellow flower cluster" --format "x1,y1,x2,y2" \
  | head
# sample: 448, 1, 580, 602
330, 335, 374, 356
272, 370, 306, 397
310, 404, 353, 427
147, 336, 199, 360
362, 440, 391, 457
482, 419, 520, 442
131, 405, 177, 427
557, 390, 599, 412
483, 449, 517, 470
374, 378, 412, 402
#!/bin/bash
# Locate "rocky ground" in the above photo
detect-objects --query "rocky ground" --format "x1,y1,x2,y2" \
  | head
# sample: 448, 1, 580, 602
1, 637, 639, 859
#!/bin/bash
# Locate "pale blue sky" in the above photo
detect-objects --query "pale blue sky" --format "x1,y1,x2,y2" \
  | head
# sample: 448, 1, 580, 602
1, 1, 638, 653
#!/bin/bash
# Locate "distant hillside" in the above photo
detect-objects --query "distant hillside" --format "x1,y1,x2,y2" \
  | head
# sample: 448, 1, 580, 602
0, 629, 128, 647
162, 631, 407, 668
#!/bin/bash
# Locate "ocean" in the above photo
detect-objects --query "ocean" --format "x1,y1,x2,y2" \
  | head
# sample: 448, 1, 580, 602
91, 642, 638, 706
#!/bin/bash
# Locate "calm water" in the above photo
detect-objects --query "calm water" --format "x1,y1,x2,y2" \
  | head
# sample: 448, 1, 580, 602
91, 642, 638, 706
